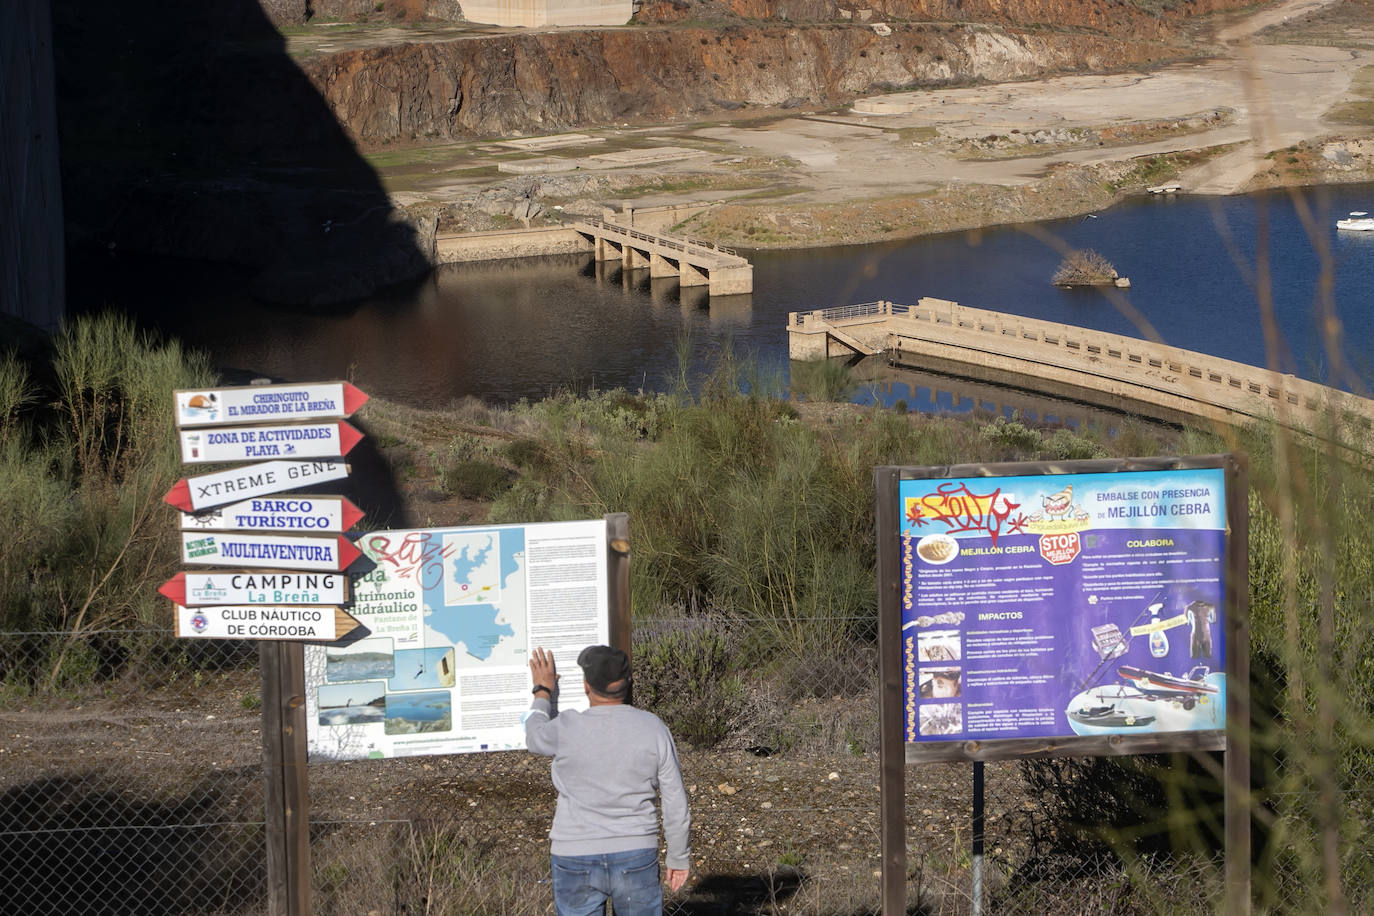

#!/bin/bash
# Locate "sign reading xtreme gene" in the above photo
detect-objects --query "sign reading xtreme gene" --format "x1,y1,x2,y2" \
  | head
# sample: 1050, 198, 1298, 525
899, 467, 1226, 743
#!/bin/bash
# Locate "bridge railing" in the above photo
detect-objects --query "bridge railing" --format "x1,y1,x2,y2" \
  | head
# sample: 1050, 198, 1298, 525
578, 217, 741, 261
791, 301, 906, 326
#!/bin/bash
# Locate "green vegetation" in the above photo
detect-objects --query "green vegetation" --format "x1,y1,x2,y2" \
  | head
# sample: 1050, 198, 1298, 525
895, 126, 941, 143
1326, 68, 1374, 126
789, 358, 858, 403
1108, 153, 1180, 192
4, 319, 1373, 907
1, 314, 214, 687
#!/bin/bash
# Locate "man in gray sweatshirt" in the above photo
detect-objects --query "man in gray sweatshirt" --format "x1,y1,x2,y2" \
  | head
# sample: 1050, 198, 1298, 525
525, 645, 691, 915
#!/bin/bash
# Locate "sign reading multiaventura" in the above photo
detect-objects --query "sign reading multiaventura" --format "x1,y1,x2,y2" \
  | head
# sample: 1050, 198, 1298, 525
305, 518, 610, 761
894, 460, 1235, 753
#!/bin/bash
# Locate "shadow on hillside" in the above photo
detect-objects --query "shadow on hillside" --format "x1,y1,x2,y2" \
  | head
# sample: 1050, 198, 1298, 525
52, 0, 430, 310
670, 868, 935, 915
0, 774, 266, 915
672, 869, 806, 914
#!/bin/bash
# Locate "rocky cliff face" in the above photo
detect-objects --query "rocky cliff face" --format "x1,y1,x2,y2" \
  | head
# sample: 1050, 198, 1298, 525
53, 0, 1251, 307
300, 23, 1188, 146
680, 0, 1250, 38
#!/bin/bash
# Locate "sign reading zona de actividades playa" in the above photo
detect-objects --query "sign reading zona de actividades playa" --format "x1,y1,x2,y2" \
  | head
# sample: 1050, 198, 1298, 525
178, 421, 363, 464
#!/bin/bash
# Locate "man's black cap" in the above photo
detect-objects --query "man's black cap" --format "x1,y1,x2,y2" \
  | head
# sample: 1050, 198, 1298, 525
578, 645, 631, 697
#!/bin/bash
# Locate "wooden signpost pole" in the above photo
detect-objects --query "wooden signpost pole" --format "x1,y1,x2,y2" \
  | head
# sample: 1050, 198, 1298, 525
172, 380, 368, 916
261, 640, 312, 916
1224, 455, 1252, 916
606, 512, 632, 657
259, 639, 308, 915
874, 468, 906, 916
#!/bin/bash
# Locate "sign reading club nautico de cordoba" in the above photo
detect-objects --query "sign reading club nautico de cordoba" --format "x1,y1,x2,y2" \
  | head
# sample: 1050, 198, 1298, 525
175, 604, 363, 641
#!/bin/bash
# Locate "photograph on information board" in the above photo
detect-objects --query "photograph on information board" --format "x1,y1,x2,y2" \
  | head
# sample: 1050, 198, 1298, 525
306, 518, 609, 760
899, 467, 1226, 744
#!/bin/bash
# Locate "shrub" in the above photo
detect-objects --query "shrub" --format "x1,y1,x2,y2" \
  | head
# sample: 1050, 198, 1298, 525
1052, 248, 1119, 286
1, 313, 215, 682
789, 358, 857, 402
441, 459, 512, 500
633, 620, 745, 748
979, 416, 1043, 458
1044, 426, 1109, 460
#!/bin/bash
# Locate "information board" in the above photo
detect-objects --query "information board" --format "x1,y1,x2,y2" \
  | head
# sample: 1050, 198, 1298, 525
305, 518, 610, 760
898, 464, 1229, 747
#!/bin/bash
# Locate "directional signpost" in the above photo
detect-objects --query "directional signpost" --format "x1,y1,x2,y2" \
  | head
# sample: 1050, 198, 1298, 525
165, 378, 371, 916
174, 605, 364, 641
175, 381, 369, 427
160, 572, 351, 607
180, 532, 362, 572
164, 458, 351, 512
179, 421, 363, 464
179, 496, 366, 533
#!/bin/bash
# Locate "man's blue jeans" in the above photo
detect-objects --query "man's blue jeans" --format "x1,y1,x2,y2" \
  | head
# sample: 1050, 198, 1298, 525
550, 847, 662, 915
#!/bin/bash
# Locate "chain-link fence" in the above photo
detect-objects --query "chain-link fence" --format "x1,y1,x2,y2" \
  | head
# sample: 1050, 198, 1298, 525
1, 623, 1358, 914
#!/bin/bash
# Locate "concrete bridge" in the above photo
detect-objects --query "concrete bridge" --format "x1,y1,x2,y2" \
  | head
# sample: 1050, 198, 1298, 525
573, 217, 753, 296
789, 297, 1374, 447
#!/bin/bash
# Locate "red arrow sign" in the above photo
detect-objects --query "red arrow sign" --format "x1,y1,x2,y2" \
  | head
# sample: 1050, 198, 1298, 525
159, 573, 188, 605
342, 382, 369, 416
340, 497, 366, 530
165, 478, 194, 513
338, 421, 364, 456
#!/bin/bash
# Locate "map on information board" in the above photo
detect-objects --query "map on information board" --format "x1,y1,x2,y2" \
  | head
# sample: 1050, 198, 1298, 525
306, 518, 609, 760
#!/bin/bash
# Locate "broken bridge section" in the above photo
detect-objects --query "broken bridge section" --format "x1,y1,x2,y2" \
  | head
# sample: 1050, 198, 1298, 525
789, 297, 1374, 450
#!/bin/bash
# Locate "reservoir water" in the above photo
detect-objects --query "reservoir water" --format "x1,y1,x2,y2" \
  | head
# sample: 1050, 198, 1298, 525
86, 184, 1374, 411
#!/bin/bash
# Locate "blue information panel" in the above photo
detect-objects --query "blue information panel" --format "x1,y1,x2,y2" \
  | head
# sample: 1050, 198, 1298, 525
899, 467, 1227, 743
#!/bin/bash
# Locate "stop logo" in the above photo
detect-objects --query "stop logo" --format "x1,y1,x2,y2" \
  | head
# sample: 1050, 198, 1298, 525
1039, 532, 1081, 565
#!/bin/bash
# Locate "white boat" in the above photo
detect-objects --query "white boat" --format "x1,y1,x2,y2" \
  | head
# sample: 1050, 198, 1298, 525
1337, 210, 1374, 231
